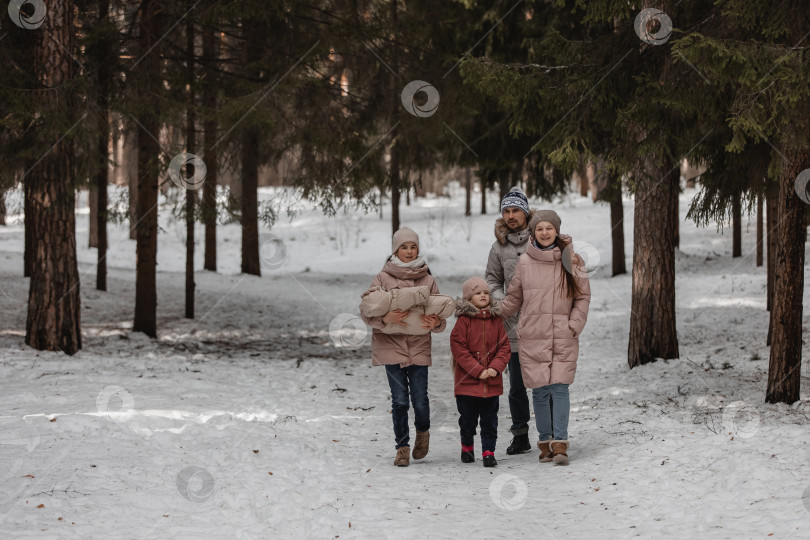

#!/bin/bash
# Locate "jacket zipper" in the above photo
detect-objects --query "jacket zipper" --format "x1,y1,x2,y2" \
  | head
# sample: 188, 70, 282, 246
482, 318, 488, 398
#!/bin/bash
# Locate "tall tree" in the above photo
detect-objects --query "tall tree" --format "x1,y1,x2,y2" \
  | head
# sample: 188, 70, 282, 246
26, 0, 82, 353
132, 0, 162, 337
185, 0, 197, 316
677, 0, 809, 402
239, 17, 262, 276
201, 13, 219, 272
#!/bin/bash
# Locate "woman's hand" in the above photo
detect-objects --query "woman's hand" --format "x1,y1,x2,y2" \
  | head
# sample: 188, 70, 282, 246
383, 309, 409, 327
421, 314, 441, 330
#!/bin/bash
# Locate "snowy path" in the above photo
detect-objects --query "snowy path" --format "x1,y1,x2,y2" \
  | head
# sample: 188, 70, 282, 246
1, 187, 809, 538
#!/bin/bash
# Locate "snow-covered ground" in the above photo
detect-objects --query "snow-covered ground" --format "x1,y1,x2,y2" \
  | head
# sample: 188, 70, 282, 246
0, 183, 809, 539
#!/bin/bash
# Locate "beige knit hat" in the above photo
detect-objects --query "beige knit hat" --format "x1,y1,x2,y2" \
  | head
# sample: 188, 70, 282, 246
462, 276, 489, 301
392, 227, 419, 254
529, 210, 561, 237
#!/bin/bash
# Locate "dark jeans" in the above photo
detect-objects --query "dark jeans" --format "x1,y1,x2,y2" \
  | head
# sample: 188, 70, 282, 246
385, 364, 430, 449
456, 395, 499, 453
507, 352, 531, 435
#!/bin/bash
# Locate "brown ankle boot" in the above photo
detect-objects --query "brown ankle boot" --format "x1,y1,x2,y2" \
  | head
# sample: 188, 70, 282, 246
551, 440, 569, 465
412, 430, 430, 460
537, 440, 554, 463
394, 446, 410, 467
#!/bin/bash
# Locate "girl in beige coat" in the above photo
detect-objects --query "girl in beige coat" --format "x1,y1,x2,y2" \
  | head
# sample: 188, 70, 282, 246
359, 227, 446, 467
500, 210, 590, 465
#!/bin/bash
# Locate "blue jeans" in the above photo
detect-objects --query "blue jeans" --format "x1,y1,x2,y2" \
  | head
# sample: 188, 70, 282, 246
532, 383, 570, 440
385, 365, 430, 449
507, 352, 531, 435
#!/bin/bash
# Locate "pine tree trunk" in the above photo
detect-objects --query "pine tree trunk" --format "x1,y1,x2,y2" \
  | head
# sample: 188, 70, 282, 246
389, 0, 400, 235
89, 188, 98, 248
767, 193, 777, 313
732, 192, 742, 257
240, 19, 261, 277
129, 153, 138, 240
464, 167, 472, 217
26, 0, 81, 354
481, 182, 486, 215
96, 0, 111, 292
579, 165, 588, 197
765, 143, 808, 404
0, 189, 5, 225
24, 181, 33, 277
133, 0, 161, 337
672, 179, 680, 250
240, 127, 260, 276
202, 23, 218, 272
185, 8, 196, 319
628, 155, 679, 367
390, 152, 401, 234
609, 174, 626, 276
756, 193, 763, 267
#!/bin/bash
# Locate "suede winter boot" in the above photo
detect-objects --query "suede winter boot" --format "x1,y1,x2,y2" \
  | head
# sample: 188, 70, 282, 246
551, 440, 569, 465
394, 446, 410, 467
412, 430, 430, 460
506, 433, 532, 455
537, 440, 554, 463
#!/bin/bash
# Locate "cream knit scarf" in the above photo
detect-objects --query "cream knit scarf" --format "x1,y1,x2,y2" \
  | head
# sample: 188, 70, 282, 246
390, 254, 427, 269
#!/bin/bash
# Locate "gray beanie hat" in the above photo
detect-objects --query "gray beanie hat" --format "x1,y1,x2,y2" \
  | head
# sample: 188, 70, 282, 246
529, 210, 561, 237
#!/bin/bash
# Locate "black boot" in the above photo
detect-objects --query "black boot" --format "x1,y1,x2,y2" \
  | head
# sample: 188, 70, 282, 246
506, 433, 531, 455
461, 450, 475, 463
483, 455, 497, 467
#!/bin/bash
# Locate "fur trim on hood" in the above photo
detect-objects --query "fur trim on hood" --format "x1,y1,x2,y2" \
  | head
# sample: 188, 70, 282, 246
454, 298, 504, 318
494, 208, 536, 245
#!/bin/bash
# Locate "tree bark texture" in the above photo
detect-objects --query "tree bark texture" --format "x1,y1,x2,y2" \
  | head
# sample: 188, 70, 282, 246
26, 0, 82, 354
202, 14, 218, 272
628, 154, 680, 367
133, 0, 161, 337
732, 192, 742, 257
766, 143, 808, 404
185, 7, 196, 318
609, 173, 627, 276
756, 193, 763, 267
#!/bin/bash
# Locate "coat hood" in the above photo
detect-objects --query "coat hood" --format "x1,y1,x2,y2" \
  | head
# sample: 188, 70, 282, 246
494, 209, 536, 246
454, 298, 504, 319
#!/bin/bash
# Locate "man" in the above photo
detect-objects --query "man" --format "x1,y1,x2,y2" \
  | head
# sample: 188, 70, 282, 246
485, 186, 535, 454
485, 187, 578, 455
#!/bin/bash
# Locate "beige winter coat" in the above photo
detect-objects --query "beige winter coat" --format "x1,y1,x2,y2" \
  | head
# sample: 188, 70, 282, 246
360, 286, 455, 335
359, 261, 447, 367
500, 242, 590, 388
485, 210, 573, 350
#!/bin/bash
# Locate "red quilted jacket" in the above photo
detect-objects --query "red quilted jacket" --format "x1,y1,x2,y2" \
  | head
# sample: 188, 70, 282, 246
450, 300, 511, 398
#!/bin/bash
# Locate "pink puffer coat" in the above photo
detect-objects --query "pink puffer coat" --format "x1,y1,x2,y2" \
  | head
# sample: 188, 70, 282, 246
359, 260, 447, 367
500, 242, 590, 388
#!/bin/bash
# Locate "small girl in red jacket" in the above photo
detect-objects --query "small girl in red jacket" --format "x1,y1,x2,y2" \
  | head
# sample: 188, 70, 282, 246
450, 276, 511, 467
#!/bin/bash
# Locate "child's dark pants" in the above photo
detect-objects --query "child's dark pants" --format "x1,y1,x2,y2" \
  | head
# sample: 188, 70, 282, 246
456, 395, 499, 453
